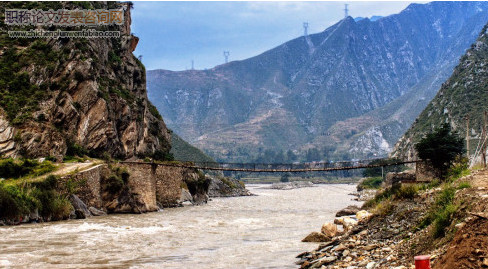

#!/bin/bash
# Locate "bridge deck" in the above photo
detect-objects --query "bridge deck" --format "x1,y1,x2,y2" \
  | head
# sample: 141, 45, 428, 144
120, 160, 418, 173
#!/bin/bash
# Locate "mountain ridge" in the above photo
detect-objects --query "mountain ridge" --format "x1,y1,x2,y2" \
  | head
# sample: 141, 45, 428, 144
147, 1, 488, 162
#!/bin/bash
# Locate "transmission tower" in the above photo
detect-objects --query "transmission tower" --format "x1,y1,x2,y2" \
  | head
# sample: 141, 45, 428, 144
344, 4, 349, 18
303, 22, 308, 36
223, 51, 230, 63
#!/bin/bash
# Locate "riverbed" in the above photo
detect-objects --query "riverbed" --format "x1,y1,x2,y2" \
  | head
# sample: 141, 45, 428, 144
0, 184, 360, 269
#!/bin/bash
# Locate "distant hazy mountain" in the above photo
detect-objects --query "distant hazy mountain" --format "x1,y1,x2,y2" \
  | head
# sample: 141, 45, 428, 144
147, 1, 488, 162
393, 23, 488, 160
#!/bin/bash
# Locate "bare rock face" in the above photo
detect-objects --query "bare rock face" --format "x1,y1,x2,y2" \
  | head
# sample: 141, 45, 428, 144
0, 2, 170, 160
0, 115, 15, 156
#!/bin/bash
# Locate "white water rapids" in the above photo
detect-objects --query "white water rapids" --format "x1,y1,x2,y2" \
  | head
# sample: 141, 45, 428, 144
0, 184, 360, 268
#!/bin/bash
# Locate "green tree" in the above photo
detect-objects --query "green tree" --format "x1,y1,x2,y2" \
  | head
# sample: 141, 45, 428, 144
286, 150, 297, 162
280, 173, 290, 182
415, 123, 464, 179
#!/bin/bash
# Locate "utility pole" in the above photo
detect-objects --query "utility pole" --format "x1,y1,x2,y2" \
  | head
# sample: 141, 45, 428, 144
483, 111, 487, 168
344, 4, 349, 18
466, 114, 470, 160
303, 22, 308, 36
223, 51, 230, 64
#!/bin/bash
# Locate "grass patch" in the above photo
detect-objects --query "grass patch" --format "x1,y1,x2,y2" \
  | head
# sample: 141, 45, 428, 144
0, 158, 56, 179
220, 177, 237, 189
417, 185, 465, 238
103, 165, 131, 194
0, 175, 72, 221
358, 177, 383, 190
372, 199, 394, 216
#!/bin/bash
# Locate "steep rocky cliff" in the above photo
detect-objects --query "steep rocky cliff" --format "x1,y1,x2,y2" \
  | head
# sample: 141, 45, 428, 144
147, 2, 488, 162
393, 23, 488, 160
0, 2, 171, 160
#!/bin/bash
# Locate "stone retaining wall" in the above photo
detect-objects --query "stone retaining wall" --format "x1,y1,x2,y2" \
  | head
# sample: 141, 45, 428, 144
58, 162, 195, 212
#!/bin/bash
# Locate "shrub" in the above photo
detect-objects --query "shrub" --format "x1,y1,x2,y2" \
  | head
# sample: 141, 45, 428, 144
50, 197, 73, 221
417, 185, 459, 237
105, 175, 124, 194
373, 199, 394, 216
433, 203, 458, 238
457, 182, 471, 190
0, 159, 55, 179
66, 141, 88, 157
120, 169, 130, 184
394, 185, 418, 200
363, 187, 394, 209
0, 183, 37, 219
447, 158, 470, 180
280, 173, 290, 183
151, 150, 174, 162
359, 177, 383, 190
221, 177, 236, 189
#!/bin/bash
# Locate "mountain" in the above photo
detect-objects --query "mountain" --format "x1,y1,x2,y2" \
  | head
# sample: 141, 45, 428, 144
392, 23, 488, 160
0, 2, 171, 160
147, 1, 488, 162
170, 132, 216, 164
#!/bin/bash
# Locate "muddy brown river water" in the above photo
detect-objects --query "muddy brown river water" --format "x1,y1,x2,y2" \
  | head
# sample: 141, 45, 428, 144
0, 184, 360, 269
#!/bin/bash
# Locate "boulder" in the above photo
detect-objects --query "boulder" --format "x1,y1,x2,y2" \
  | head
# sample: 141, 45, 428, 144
302, 232, 331, 242
321, 223, 339, 237
334, 216, 358, 231
88, 207, 107, 216
29, 209, 40, 222
356, 210, 373, 223
179, 188, 194, 204
336, 205, 360, 217
69, 194, 92, 219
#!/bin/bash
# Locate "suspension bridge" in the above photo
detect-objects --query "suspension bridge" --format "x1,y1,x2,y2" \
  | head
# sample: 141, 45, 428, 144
121, 159, 418, 173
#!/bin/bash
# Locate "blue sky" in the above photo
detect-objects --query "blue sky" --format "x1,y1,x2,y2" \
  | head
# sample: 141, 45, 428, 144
132, 1, 420, 71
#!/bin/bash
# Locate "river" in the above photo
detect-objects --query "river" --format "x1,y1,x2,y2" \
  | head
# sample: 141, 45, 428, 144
0, 184, 360, 269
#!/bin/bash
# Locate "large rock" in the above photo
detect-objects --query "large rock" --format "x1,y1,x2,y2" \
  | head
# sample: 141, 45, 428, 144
179, 188, 194, 205
302, 232, 331, 243
336, 205, 360, 217
88, 207, 107, 216
356, 210, 373, 223
69, 194, 92, 219
334, 216, 358, 231
207, 176, 252, 197
321, 223, 339, 238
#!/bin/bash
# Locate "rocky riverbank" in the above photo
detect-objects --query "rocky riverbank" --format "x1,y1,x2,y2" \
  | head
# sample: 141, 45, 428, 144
296, 169, 488, 268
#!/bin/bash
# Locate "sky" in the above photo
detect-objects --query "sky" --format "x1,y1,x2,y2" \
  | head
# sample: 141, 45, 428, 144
132, 1, 421, 71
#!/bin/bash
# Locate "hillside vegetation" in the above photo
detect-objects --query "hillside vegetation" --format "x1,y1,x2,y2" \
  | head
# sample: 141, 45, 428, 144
393, 23, 488, 160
